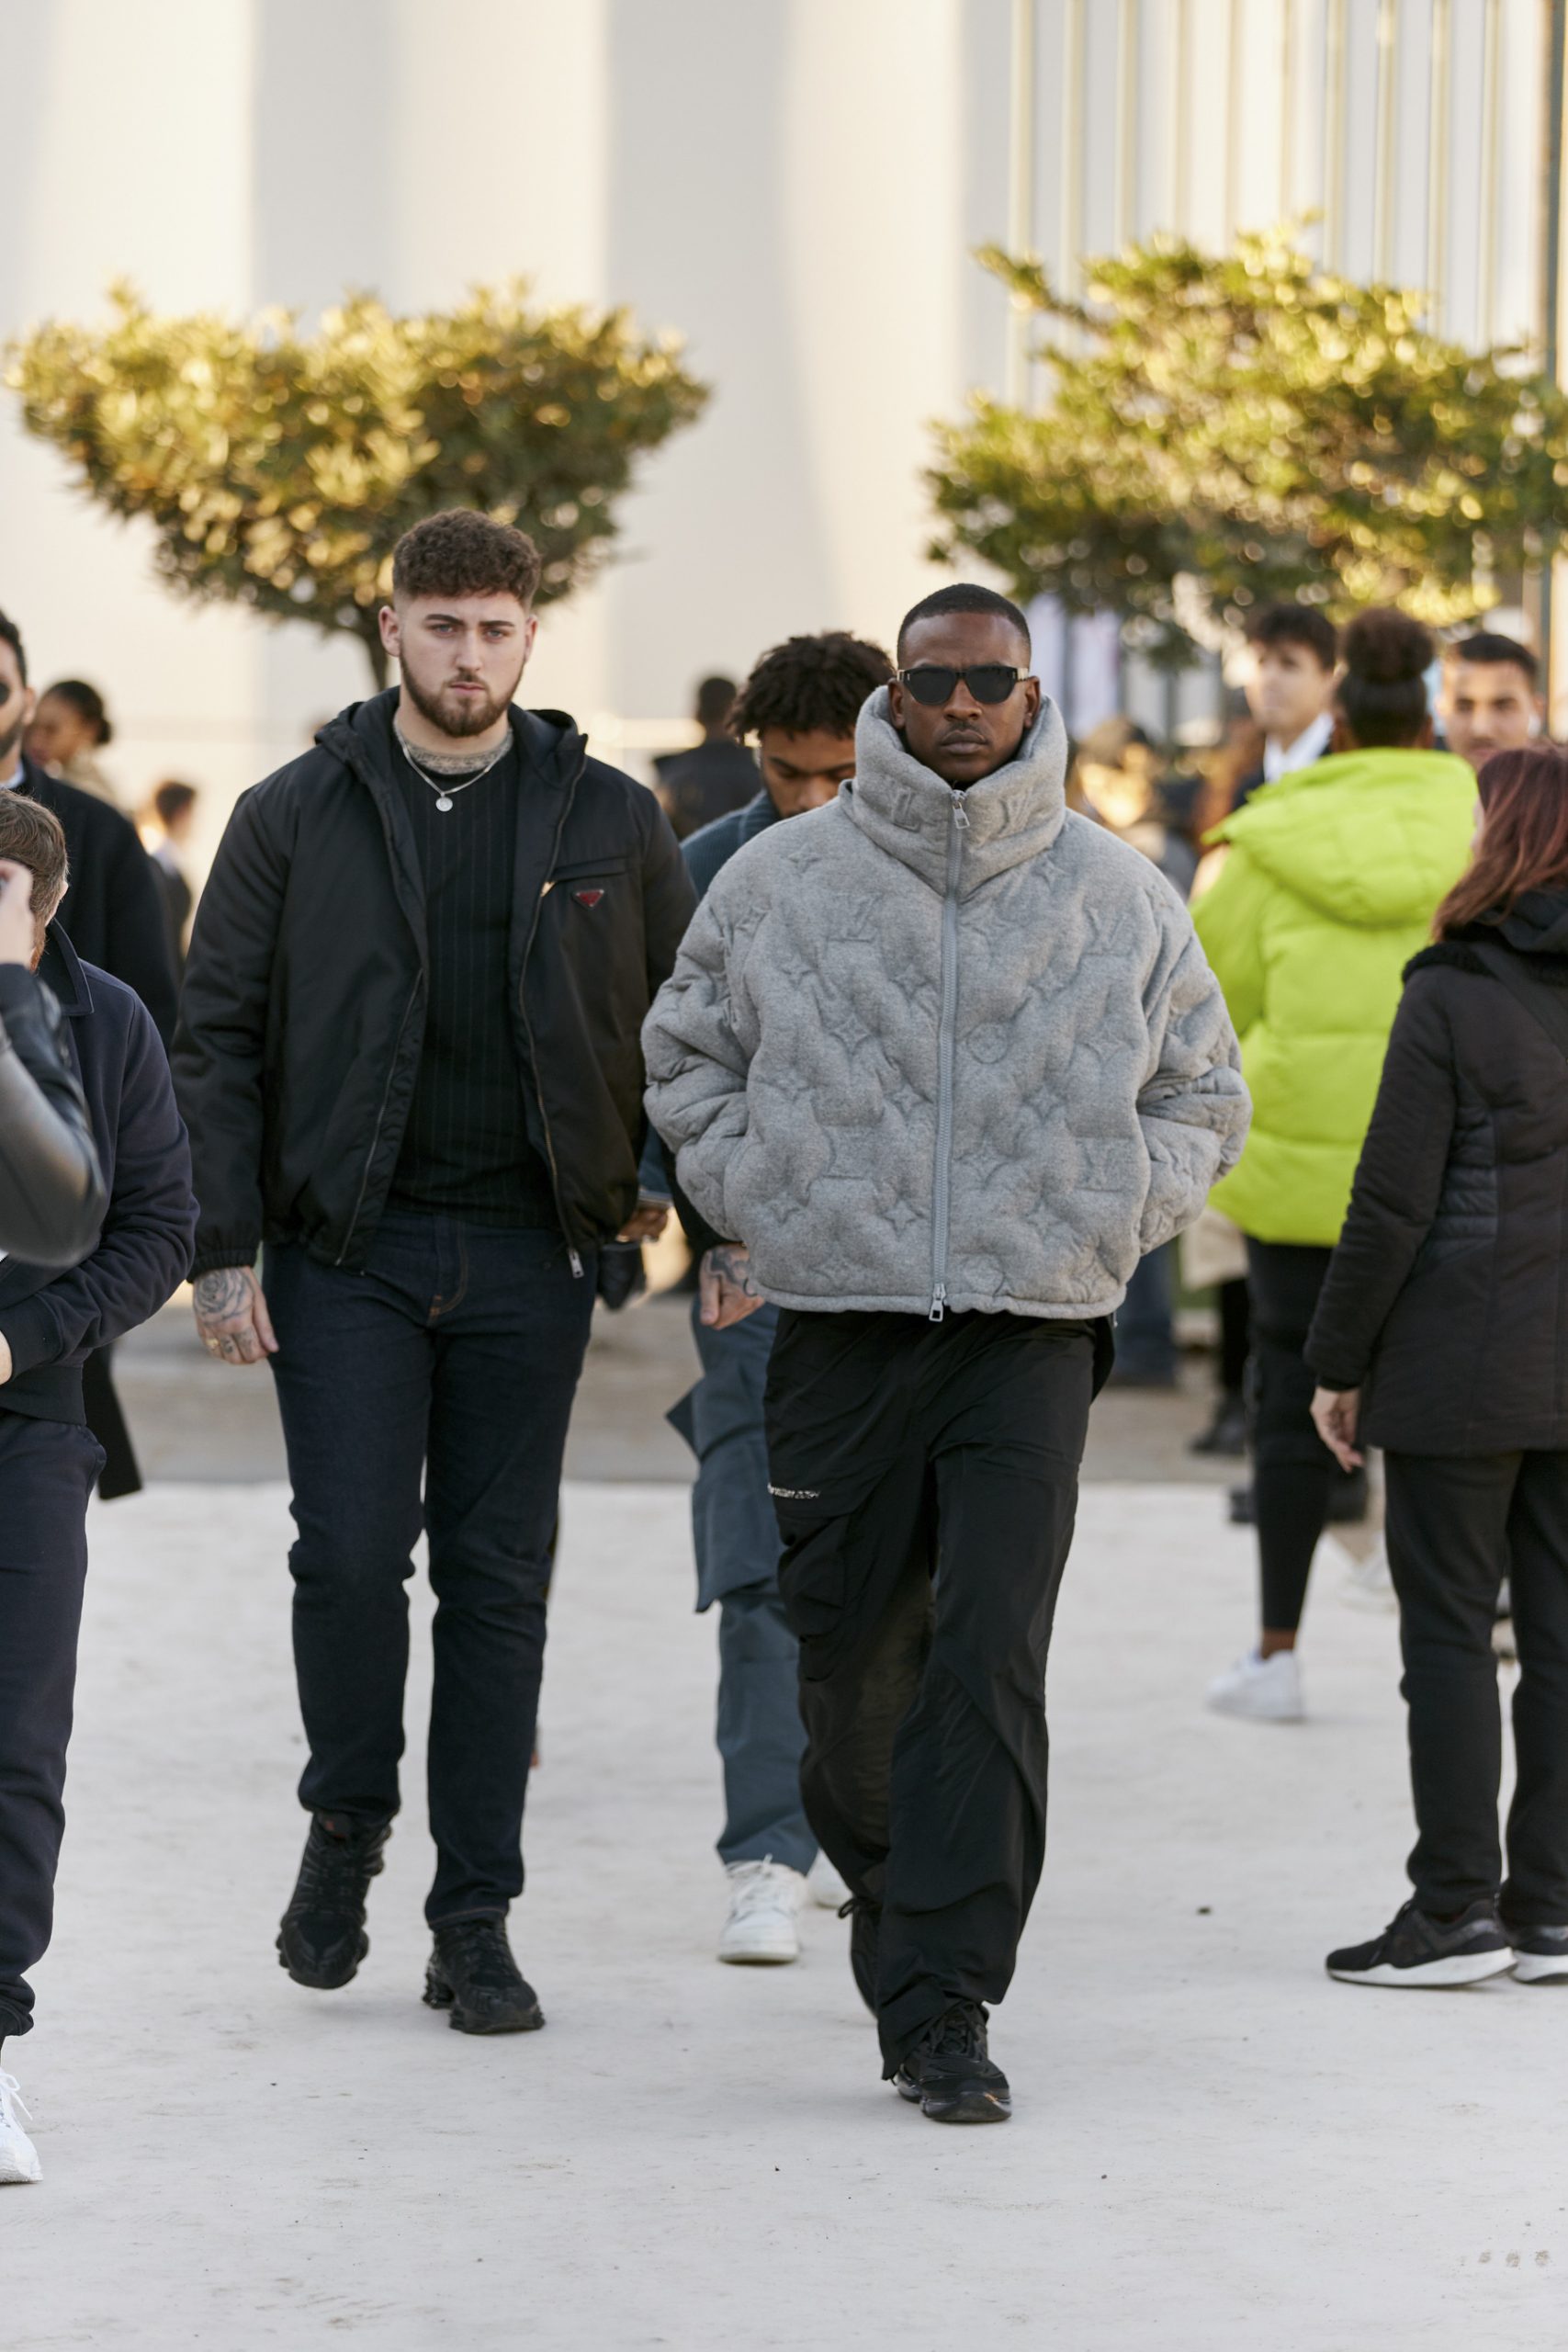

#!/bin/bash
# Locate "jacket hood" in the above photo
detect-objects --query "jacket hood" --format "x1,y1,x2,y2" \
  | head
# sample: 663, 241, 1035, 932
1219, 747, 1476, 928
1494, 888, 1568, 959
842, 686, 1069, 895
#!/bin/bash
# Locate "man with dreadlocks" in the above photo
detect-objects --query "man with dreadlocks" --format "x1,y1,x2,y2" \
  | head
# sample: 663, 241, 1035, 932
658, 629, 895, 1968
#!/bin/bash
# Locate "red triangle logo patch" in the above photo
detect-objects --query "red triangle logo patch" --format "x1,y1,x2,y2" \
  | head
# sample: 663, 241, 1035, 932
573, 888, 605, 909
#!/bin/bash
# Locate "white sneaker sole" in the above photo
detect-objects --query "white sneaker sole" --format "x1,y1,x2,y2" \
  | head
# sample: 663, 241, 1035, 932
717, 1939, 799, 1966
1328, 1947, 1515, 1987
1205, 1691, 1305, 1724
0, 2146, 41, 2185
1513, 1952, 1568, 1983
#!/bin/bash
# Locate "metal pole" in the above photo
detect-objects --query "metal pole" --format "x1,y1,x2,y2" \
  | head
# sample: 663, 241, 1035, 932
1060, 0, 1085, 296
1172, 0, 1191, 232
1540, 0, 1567, 712
1374, 0, 1397, 279
1116, 0, 1138, 248
1427, 0, 1451, 332
1280, 0, 1295, 224
1477, 0, 1503, 342
1224, 0, 1243, 243
1324, 0, 1348, 269
1005, 0, 1037, 407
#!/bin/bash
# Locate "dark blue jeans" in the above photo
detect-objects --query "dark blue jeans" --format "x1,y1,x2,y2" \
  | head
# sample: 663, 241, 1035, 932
265, 1214, 595, 1926
0, 1414, 105, 2040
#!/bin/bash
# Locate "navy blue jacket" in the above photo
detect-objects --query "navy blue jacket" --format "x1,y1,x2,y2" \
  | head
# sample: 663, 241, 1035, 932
0, 927, 197, 1422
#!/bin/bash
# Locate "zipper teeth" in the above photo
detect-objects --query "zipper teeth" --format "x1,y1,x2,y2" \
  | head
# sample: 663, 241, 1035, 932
517, 751, 587, 1275
930, 792, 965, 1318
337, 977, 423, 1266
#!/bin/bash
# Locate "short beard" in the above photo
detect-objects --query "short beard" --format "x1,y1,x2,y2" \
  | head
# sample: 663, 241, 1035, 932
401, 665, 518, 742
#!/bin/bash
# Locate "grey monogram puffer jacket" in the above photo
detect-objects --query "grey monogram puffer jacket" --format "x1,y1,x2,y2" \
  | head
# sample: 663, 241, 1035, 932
643, 690, 1249, 1320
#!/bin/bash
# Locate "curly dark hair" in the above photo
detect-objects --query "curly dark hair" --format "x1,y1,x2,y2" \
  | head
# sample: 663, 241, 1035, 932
391, 510, 543, 607
728, 631, 894, 741
1337, 608, 1434, 749
1246, 602, 1337, 671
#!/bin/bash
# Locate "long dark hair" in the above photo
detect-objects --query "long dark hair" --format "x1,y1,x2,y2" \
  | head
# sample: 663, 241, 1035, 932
1435, 744, 1568, 936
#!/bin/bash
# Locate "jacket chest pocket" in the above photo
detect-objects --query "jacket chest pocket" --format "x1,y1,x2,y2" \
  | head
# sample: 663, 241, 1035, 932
545, 854, 632, 913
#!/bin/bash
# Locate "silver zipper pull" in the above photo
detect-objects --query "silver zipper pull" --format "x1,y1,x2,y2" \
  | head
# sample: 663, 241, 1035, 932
929, 1283, 947, 1324
952, 792, 970, 831
569, 1249, 584, 1279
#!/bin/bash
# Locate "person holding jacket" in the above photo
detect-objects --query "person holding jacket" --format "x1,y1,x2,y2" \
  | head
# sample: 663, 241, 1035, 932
1308, 745, 1568, 1987
1196, 610, 1475, 1724
645, 582, 1247, 2124
175, 511, 694, 2041
0, 793, 195, 2186
0, 861, 104, 1266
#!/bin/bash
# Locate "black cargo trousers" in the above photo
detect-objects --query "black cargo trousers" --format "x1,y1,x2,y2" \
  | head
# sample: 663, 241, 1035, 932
763, 1306, 1109, 2073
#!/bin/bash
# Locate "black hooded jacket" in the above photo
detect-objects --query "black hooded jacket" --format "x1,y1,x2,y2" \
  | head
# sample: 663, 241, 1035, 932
1306, 889, 1568, 1453
173, 692, 695, 1277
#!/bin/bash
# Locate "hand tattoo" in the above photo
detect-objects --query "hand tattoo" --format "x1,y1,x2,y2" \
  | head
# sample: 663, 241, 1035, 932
195, 1269, 251, 1321
705, 1245, 760, 1297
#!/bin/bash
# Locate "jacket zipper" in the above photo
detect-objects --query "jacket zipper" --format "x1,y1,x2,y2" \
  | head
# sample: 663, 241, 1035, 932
518, 752, 588, 1277
337, 976, 423, 1266
929, 789, 968, 1320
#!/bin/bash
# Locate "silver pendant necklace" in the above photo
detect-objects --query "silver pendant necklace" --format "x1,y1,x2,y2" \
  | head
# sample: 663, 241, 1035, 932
394, 724, 510, 812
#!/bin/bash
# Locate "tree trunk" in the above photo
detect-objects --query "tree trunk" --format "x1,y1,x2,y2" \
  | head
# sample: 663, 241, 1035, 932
355, 619, 390, 691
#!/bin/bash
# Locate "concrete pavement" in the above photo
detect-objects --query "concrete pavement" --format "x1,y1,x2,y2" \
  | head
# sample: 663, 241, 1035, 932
7, 1476, 1563, 2348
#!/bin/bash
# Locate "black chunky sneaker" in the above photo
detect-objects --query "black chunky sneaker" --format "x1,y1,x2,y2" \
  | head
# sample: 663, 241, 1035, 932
424, 1918, 544, 2035
1325, 1896, 1513, 1987
894, 2003, 1011, 2124
276, 1813, 392, 1989
838, 1895, 881, 2017
1506, 1923, 1568, 1984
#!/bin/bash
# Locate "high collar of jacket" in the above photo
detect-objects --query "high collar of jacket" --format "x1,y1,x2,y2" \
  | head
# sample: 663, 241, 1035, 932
37, 922, 91, 1018
841, 687, 1069, 895
313, 688, 585, 799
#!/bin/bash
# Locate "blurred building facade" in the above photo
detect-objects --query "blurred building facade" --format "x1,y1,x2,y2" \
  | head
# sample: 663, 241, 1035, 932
0, 0, 1560, 854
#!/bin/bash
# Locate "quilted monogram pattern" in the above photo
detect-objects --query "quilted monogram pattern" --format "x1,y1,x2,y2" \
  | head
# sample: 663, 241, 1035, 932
644, 691, 1249, 1318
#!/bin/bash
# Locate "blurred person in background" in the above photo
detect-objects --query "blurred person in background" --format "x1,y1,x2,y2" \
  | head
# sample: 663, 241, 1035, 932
1197, 610, 1476, 1724
0, 794, 194, 2186
141, 779, 199, 973
1230, 605, 1338, 811
1438, 632, 1544, 771
660, 629, 894, 1968
654, 674, 758, 840
25, 679, 118, 807
0, 858, 104, 1266
175, 512, 693, 2041
1, 611, 179, 1504
1307, 745, 1568, 1988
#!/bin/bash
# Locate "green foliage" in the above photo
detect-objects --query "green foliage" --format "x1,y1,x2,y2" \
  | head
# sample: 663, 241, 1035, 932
7, 281, 708, 683
929, 229, 1568, 663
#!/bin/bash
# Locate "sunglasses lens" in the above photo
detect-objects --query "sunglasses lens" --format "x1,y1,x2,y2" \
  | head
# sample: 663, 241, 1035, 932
965, 666, 1019, 704
906, 667, 958, 706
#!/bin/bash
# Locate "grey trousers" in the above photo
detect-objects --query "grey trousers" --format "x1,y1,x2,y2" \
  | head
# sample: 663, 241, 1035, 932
669, 1298, 816, 1875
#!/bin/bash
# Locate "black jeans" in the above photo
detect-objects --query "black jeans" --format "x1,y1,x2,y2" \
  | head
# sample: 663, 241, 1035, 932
1384, 1450, 1568, 1924
1246, 1238, 1337, 1633
764, 1308, 1101, 2072
0, 1413, 105, 2040
266, 1214, 595, 1926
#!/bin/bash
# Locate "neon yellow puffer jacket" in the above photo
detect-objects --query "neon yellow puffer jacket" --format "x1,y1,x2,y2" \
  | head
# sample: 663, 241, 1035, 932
1193, 747, 1476, 1246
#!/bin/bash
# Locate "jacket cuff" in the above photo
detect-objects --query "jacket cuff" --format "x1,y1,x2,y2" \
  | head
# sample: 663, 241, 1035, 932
191, 1242, 260, 1278
0, 1295, 65, 1380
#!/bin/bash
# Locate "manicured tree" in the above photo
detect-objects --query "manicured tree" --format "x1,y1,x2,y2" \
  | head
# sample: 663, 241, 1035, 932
929, 228, 1568, 663
8, 280, 708, 684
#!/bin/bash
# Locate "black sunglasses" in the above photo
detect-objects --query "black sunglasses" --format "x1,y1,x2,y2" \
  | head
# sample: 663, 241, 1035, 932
897, 663, 1028, 707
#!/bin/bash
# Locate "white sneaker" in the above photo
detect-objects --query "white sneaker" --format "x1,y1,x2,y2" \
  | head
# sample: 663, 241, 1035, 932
807, 1850, 850, 1910
1205, 1647, 1305, 1722
0, 2072, 40, 2185
717, 1859, 806, 1964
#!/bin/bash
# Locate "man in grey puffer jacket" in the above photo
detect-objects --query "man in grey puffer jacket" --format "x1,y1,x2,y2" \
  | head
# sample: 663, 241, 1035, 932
644, 584, 1247, 2124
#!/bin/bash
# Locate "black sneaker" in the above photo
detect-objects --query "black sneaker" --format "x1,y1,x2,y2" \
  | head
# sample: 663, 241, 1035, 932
276, 1813, 391, 1989
838, 1895, 881, 2017
894, 2003, 1011, 2123
1325, 1896, 1513, 1987
424, 1918, 544, 2034
1507, 1923, 1568, 1984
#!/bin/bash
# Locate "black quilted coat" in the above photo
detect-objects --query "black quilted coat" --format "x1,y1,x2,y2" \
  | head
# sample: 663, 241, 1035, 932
1306, 890, 1568, 1453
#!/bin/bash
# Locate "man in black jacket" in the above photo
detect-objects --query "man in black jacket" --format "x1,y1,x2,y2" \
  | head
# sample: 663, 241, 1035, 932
175, 510, 695, 2035
0, 793, 195, 2185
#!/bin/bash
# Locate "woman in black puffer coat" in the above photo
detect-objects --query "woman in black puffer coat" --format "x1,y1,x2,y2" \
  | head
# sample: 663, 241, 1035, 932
1306, 744, 1568, 1990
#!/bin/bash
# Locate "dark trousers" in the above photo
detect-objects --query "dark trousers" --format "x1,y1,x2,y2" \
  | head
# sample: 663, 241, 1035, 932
672, 1300, 814, 1874
265, 1214, 595, 1926
0, 1415, 104, 2040
1246, 1238, 1337, 1633
764, 1308, 1099, 2072
1384, 1450, 1568, 1924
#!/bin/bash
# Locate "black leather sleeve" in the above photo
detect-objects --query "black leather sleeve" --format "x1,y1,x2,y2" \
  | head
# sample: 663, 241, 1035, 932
0, 966, 107, 1267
